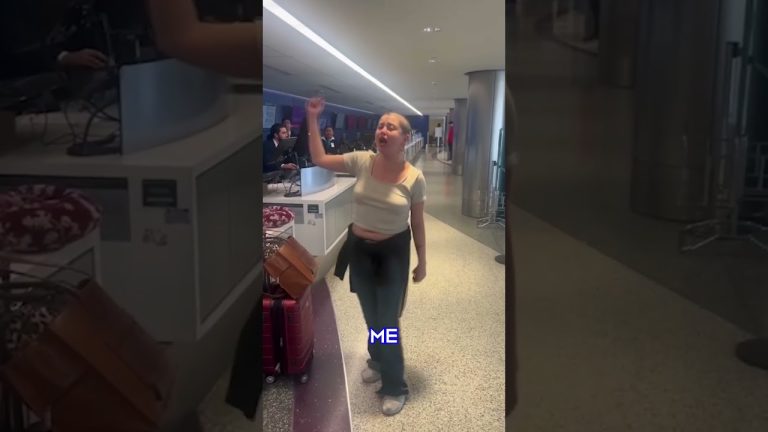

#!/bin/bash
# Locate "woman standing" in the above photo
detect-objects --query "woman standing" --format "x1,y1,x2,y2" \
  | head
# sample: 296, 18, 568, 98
305, 97, 427, 416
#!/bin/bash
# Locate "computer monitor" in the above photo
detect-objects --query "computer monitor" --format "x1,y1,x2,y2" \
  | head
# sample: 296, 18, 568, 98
293, 126, 318, 168
277, 137, 297, 155
117, 58, 229, 155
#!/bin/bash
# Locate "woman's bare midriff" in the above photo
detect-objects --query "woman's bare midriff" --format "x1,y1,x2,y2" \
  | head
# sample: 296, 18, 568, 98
351, 224, 394, 242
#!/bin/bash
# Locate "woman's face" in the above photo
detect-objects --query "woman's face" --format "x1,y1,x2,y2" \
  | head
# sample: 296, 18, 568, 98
376, 114, 409, 157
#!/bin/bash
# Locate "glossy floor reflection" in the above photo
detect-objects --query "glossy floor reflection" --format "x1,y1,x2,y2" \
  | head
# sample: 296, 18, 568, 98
507, 204, 768, 431
420, 149, 505, 254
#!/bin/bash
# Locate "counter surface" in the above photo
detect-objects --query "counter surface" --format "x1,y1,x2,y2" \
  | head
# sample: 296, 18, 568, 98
0, 94, 261, 177
264, 176, 356, 204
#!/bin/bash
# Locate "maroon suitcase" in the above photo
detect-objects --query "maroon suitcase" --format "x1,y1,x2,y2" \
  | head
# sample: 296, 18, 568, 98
262, 287, 314, 384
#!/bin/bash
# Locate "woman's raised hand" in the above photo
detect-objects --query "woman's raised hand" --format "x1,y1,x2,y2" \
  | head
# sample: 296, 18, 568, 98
305, 97, 325, 117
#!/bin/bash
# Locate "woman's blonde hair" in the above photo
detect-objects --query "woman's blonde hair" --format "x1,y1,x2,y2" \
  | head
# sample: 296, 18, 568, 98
379, 112, 412, 136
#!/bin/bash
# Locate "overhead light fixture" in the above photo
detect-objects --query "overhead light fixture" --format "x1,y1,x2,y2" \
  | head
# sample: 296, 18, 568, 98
423, 27, 433, 32
428, 57, 438, 63
264, 0, 423, 116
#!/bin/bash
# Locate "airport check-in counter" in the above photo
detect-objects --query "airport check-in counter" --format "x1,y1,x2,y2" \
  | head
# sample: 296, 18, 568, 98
263, 166, 355, 257
0, 92, 263, 431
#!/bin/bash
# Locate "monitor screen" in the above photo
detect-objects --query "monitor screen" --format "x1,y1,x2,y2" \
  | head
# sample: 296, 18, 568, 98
293, 129, 311, 166
278, 137, 297, 154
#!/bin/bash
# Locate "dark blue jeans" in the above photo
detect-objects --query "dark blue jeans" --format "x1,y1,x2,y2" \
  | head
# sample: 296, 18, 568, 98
348, 228, 411, 397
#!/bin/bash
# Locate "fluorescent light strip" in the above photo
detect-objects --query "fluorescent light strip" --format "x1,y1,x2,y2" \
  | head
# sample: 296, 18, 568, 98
264, 0, 423, 116
265, 88, 375, 114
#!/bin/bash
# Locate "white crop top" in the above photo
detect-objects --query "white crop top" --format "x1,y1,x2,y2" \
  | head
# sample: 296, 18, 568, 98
342, 151, 426, 235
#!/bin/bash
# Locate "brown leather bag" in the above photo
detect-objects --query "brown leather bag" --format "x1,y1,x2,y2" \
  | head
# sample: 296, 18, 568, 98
0, 278, 173, 432
264, 236, 317, 299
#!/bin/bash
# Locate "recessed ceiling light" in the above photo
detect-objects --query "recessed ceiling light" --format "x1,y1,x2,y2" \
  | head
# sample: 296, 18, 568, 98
428, 57, 437, 63
423, 27, 433, 32
265, 0, 423, 116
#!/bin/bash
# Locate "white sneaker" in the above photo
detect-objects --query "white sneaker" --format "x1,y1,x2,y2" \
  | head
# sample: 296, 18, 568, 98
381, 395, 406, 416
361, 367, 381, 383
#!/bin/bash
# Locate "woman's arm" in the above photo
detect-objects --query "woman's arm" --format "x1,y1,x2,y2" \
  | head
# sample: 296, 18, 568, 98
411, 201, 427, 282
146, 0, 262, 79
306, 98, 346, 172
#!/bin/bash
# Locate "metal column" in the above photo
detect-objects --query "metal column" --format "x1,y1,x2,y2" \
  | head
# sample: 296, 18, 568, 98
598, 0, 640, 88
453, 99, 467, 176
631, 0, 721, 221
463, 70, 505, 218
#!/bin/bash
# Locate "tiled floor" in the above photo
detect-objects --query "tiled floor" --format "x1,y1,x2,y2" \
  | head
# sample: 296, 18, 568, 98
507, 204, 768, 431
420, 149, 505, 254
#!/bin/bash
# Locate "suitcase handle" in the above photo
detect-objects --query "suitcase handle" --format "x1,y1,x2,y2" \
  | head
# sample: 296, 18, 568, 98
263, 280, 287, 299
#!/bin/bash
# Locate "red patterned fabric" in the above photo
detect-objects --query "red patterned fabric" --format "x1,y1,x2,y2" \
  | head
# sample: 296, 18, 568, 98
0, 185, 102, 254
263, 206, 295, 229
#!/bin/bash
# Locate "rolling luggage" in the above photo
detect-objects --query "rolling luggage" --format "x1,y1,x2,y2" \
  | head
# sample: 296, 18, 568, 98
262, 286, 314, 384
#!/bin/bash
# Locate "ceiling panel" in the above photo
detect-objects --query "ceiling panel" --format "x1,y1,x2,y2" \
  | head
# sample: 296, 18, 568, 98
263, 0, 504, 116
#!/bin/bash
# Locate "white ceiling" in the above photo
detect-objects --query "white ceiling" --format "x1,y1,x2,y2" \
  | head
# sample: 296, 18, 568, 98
263, 0, 505, 117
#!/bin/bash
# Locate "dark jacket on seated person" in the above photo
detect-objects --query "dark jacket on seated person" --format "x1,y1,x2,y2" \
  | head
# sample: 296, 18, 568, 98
0, 9, 100, 79
322, 137, 339, 154
263, 137, 290, 172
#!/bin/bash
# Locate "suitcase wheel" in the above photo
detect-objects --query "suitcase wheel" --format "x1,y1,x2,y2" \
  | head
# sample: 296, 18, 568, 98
299, 373, 309, 384
265, 375, 276, 384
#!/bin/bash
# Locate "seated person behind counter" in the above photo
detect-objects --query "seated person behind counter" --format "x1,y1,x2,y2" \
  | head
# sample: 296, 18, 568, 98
263, 123, 298, 173
322, 126, 340, 154
1, 3, 109, 81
